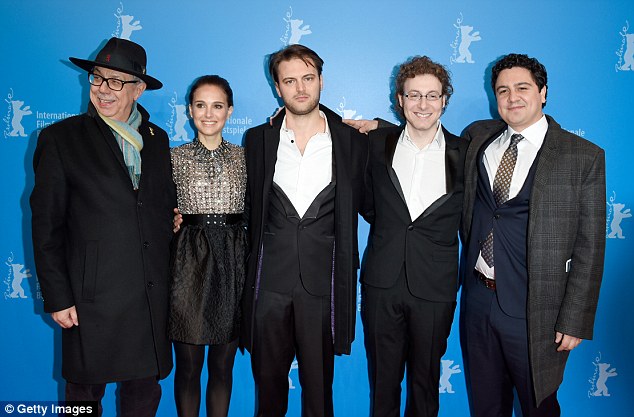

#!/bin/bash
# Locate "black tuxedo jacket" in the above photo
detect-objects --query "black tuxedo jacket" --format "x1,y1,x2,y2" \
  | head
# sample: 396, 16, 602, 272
241, 105, 367, 355
362, 126, 467, 302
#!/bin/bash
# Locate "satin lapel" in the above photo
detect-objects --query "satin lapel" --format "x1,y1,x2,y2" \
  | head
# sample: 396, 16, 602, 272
420, 129, 459, 219
444, 128, 460, 194
384, 130, 407, 205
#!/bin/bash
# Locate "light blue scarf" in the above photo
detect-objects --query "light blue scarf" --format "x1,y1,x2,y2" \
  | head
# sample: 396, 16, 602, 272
98, 103, 143, 189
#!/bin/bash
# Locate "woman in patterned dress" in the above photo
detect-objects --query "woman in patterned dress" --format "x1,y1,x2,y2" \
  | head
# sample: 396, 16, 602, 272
169, 75, 246, 417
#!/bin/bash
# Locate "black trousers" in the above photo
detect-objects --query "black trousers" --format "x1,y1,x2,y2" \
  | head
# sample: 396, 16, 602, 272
65, 376, 161, 417
251, 281, 334, 417
362, 270, 455, 417
462, 275, 560, 417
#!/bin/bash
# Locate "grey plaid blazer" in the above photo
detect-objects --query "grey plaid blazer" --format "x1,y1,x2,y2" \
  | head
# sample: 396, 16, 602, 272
461, 115, 606, 405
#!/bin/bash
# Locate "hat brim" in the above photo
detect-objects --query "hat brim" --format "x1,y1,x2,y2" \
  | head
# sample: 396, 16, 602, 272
69, 57, 163, 90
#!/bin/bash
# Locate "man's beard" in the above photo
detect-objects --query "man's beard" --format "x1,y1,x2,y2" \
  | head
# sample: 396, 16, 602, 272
283, 92, 320, 116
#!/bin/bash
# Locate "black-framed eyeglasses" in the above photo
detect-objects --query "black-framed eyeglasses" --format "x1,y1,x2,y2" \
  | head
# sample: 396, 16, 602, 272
88, 73, 139, 91
404, 91, 443, 102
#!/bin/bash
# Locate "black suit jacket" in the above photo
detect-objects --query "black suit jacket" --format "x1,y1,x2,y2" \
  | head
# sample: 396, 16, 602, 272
258, 181, 337, 296
30, 103, 176, 383
241, 105, 367, 355
362, 126, 467, 301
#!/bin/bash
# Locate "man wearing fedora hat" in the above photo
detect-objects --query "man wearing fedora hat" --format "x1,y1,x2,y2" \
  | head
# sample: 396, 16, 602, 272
31, 37, 176, 416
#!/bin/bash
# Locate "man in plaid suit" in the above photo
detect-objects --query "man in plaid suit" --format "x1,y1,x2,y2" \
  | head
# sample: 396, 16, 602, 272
460, 53, 606, 417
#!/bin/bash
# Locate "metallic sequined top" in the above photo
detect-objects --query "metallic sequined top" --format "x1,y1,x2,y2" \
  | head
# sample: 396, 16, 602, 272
171, 139, 246, 214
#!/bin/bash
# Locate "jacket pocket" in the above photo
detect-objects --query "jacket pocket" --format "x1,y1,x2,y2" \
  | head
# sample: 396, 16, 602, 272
81, 241, 98, 302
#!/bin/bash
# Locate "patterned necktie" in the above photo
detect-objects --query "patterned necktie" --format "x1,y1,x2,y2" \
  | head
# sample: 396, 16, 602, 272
481, 133, 524, 267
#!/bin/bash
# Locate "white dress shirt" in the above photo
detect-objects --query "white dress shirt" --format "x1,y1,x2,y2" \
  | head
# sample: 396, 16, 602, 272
392, 122, 446, 221
273, 111, 332, 218
476, 115, 548, 278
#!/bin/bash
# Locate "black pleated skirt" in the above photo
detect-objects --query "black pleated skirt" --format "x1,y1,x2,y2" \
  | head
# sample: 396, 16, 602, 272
168, 221, 246, 345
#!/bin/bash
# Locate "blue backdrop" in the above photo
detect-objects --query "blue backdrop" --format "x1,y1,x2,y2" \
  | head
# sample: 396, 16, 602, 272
1, 1, 633, 416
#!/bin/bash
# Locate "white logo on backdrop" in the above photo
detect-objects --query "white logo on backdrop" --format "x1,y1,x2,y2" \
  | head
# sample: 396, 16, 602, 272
222, 116, 253, 137
3, 89, 32, 138
288, 359, 299, 389
281, 6, 312, 46
4, 253, 33, 300
112, 2, 142, 40
439, 359, 462, 394
606, 191, 631, 239
616, 20, 633, 71
167, 92, 191, 142
337, 97, 363, 121
450, 13, 481, 65
588, 352, 618, 397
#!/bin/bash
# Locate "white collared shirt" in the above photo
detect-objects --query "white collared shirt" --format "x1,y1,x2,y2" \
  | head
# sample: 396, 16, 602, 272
392, 122, 446, 221
273, 111, 332, 218
476, 115, 548, 278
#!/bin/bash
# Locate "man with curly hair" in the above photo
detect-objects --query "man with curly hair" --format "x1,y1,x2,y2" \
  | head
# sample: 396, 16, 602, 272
361, 56, 468, 417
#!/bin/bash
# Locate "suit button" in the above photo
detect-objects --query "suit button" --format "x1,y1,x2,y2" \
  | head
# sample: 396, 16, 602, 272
137, 200, 143, 207
407, 225, 414, 231
494, 214, 500, 219
143, 241, 150, 248
147, 281, 154, 289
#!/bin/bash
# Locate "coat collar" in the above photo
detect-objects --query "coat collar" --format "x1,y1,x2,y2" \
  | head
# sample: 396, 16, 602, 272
88, 101, 153, 186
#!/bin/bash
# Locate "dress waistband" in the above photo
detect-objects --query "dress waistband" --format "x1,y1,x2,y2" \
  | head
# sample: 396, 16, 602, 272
181, 213, 243, 227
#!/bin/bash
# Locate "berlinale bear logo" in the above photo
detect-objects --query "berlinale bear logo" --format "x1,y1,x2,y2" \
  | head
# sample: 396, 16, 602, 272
172, 105, 190, 142
6, 99, 32, 138
450, 13, 481, 65
120, 14, 142, 40
439, 359, 462, 394
606, 192, 631, 239
588, 352, 618, 398
456, 25, 481, 64
281, 6, 312, 46
112, 2, 142, 41
4, 253, 32, 299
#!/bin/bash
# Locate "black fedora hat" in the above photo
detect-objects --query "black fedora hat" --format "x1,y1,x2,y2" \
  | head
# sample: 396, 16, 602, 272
70, 37, 162, 90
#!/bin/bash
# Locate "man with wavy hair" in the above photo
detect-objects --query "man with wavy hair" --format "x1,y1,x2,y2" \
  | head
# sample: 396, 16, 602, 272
361, 56, 467, 417
460, 53, 605, 416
